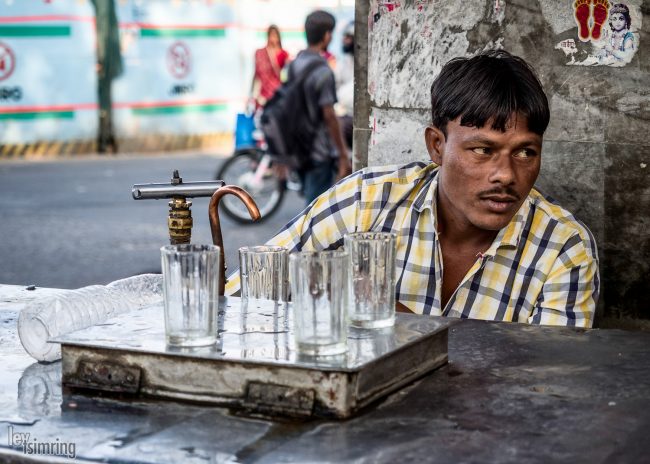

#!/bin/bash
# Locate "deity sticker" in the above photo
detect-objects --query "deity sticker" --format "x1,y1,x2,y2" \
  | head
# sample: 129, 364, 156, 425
556, 1, 641, 67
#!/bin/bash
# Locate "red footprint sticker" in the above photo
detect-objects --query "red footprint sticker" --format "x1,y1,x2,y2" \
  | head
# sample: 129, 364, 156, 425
574, 0, 592, 42
591, 0, 610, 40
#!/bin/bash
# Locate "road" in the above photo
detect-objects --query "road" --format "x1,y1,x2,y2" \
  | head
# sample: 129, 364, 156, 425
0, 153, 304, 289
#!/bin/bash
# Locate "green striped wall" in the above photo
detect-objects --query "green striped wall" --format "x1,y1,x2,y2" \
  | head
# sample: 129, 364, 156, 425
0, 25, 71, 37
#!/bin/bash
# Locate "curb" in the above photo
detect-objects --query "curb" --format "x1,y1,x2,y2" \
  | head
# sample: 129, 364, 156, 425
0, 132, 233, 160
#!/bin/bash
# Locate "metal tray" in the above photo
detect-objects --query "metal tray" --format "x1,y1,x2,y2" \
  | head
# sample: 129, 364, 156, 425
55, 297, 454, 418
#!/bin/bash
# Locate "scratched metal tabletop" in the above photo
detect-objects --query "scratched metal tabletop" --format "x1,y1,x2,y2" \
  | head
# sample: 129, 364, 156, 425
1, 284, 649, 463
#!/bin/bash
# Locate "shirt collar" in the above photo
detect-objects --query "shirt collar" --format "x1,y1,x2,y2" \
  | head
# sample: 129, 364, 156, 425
496, 196, 530, 249
413, 165, 438, 214
415, 168, 530, 253
483, 196, 530, 256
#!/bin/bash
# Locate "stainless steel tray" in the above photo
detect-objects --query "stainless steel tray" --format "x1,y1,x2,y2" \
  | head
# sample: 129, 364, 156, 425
55, 297, 455, 418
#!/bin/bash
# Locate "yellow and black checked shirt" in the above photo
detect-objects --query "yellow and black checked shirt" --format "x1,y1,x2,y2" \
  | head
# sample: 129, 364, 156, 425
227, 162, 600, 327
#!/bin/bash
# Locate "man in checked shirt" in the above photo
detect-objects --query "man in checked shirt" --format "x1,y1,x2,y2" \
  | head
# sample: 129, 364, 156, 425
227, 50, 600, 328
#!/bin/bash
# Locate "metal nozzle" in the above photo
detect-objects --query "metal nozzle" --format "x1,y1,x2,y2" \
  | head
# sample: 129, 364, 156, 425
132, 180, 226, 200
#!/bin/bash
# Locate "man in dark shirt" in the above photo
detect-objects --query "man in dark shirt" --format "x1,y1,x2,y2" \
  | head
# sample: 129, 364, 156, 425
290, 11, 351, 204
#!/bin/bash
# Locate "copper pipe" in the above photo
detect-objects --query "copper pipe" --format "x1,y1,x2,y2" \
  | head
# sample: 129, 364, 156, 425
209, 185, 261, 295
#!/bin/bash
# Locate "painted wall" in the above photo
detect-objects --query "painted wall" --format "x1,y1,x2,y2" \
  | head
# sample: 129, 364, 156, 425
0, 0, 353, 148
0, 1, 97, 142
356, 0, 649, 327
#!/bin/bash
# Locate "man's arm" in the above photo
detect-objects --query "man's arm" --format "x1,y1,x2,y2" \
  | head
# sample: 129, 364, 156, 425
314, 65, 351, 181
322, 104, 351, 180
529, 234, 600, 328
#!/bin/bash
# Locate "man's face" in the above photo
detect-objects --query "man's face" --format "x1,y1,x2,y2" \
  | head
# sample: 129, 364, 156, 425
342, 34, 354, 54
425, 114, 542, 232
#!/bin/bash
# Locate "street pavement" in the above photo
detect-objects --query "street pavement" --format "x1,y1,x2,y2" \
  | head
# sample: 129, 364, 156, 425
0, 153, 304, 289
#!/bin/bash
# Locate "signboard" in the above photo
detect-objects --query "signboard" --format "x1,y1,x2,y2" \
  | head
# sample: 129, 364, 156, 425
0, 0, 354, 150
0, 0, 96, 144
112, 1, 238, 138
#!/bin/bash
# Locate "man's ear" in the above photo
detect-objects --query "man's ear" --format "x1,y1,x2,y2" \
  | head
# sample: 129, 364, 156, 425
425, 126, 445, 165
323, 30, 332, 47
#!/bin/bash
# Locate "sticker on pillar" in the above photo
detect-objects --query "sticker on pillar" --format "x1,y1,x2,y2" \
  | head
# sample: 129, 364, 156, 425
371, 1, 402, 28
416, 0, 430, 12
558, 1, 641, 67
0, 42, 16, 82
420, 24, 433, 42
380, 1, 401, 13
167, 41, 191, 79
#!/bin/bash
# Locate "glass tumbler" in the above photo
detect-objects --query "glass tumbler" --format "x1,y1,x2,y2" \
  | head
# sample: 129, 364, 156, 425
239, 245, 289, 302
161, 244, 220, 347
289, 251, 349, 356
344, 232, 397, 328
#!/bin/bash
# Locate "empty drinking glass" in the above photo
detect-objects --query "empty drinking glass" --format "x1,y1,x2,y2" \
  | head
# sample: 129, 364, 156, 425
289, 251, 349, 356
161, 244, 220, 347
239, 246, 288, 302
344, 232, 397, 328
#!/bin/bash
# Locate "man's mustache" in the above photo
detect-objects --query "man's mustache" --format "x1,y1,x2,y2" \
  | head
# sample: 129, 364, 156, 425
477, 187, 521, 201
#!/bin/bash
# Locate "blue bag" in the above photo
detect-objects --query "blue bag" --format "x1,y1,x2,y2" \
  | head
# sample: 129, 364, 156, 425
234, 112, 256, 149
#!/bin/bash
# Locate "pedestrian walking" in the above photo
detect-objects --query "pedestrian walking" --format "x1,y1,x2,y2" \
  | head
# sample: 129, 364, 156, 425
289, 10, 351, 204
252, 25, 289, 110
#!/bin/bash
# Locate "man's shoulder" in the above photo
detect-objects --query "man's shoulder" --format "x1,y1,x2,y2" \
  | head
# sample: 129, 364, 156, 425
528, 188, 598, 260
292, 51, 333, 95
357, 161, 437, 186
326, 161, 436, 204
292, 51, 329, 74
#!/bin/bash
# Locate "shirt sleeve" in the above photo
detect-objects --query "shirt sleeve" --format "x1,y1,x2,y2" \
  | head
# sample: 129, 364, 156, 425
278, 49, 289, 68
225, 171, 363, 295
528, 233, 600, 328
316, 68, 337, 108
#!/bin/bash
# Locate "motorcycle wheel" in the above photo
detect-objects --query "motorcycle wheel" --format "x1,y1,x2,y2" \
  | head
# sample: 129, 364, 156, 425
215, 149, 285, 224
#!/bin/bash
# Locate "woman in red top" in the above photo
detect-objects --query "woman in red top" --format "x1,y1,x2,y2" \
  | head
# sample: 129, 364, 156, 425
252, 25, 289, 108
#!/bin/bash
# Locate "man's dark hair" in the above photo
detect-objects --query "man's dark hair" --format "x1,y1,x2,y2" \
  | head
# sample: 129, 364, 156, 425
305, 10, 336, 46
430, 50, 550, 136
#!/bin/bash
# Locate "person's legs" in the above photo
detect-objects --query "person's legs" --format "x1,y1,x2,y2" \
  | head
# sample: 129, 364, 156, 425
302, 159, 336, 204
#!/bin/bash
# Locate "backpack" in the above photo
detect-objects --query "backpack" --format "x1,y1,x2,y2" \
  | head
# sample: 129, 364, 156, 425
260, 59, 327, 172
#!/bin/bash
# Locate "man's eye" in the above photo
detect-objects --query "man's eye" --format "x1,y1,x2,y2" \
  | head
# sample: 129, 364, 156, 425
514, 149, 537, 158
472, 147, 490, 155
